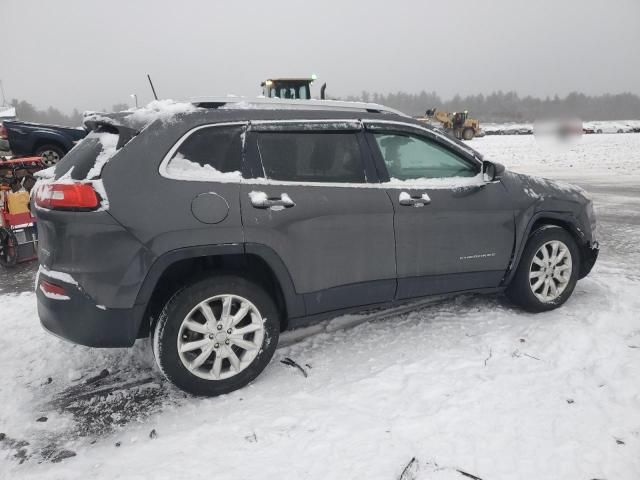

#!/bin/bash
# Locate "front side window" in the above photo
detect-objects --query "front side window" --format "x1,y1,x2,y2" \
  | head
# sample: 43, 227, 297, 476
165, 126, 243, 181
373, 132, 477, 180
256, 131, 366, 183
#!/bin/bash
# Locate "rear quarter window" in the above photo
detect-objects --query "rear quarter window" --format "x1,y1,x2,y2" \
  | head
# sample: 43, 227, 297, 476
164, 125, 243, 181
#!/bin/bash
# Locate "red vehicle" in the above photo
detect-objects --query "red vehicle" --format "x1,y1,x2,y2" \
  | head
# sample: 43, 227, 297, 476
0, 156, 46, 267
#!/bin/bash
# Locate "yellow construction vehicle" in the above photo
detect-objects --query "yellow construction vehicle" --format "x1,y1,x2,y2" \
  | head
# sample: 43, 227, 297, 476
261, 75, 327, 100
418, 108, 481, 140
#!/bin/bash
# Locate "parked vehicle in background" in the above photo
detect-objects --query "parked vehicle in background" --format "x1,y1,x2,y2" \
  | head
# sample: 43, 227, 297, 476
33, 98, 599, 397
0, 123, 10, 152
1, 120, 87, 165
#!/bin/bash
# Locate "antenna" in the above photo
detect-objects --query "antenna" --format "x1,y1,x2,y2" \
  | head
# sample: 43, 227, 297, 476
147, 74, 158, 101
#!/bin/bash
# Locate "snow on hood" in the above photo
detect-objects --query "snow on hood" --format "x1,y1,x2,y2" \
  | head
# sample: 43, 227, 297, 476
516, 172, 589, 200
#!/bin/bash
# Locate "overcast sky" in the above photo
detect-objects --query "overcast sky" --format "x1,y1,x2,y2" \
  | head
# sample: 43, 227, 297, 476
3, 0, 639, 113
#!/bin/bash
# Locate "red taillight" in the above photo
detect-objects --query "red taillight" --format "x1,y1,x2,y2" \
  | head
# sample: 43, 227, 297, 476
40, 280, 67, 297
0, 124, 7, 140
35, 183, 99, 210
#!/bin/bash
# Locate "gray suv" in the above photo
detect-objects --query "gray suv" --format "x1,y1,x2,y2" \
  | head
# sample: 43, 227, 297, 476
34, 99, 598, 396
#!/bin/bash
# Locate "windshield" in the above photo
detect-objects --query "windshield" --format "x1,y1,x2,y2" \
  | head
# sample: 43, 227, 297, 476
267, 83, 310, 99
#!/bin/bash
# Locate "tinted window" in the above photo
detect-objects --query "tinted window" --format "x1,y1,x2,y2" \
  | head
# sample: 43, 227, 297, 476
373, 133, 477, 180
257, 132, 366, 183
166, 126, 243, 179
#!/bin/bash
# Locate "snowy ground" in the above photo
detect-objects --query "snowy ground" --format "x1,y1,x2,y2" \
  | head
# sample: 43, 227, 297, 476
1, 134, 639, 480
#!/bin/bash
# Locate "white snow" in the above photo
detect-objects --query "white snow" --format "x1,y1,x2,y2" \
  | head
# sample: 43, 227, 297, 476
386, 172, 485, 189
85, 132, 118, 180
248, 190, 268, 204
1, 134, 640, 479
166, 153, 243, 182
37, 265, 78, 286
124, 99, 199, 126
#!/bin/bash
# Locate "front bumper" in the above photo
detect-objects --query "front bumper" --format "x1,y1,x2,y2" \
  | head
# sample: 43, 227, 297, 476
578, 241, 599, 279
37, 275, 143, 348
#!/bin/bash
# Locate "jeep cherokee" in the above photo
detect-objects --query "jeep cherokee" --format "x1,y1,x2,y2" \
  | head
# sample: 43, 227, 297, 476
33, 99, 599, 396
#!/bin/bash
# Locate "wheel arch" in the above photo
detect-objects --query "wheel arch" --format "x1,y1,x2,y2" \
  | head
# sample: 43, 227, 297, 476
32, 135, 69, 154
134, 244, 304, 339
503, 211, 586, 286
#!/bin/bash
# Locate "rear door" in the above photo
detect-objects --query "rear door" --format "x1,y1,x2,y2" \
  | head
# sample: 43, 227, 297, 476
241, 120, 396, 316
364, 122, 515, 299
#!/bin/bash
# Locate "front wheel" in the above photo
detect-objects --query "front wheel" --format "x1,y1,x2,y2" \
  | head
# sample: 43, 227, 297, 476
506, 225, 580, 312
152, 275, 280, 396
462, 127, 475, 140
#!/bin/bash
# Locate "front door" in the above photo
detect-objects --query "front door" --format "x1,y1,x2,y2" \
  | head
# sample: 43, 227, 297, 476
365, 124, 515, 299
241, 121, 396, 315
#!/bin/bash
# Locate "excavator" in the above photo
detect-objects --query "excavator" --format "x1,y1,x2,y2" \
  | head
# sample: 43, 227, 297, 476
261, 76, 327, 100
418, 108, 481, 140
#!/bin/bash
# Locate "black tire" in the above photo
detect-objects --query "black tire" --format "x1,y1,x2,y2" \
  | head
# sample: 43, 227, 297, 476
0, 228, 19, 268
506, 225, 580, 312
462, 127, 475, 140
152, 274, 280, 396
35, 144, 65, 166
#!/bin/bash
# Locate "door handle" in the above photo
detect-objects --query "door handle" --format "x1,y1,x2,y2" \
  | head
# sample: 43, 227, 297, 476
399, 192, 431, 207
249, 191, 295, 209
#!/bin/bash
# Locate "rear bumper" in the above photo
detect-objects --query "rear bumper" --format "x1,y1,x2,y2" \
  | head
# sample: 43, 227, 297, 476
37, 276, 143, 348
579, 241, 599, 279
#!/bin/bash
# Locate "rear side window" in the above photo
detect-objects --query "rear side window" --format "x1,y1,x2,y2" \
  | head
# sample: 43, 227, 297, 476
165, 126, 243, 181
256, 132, 366, 183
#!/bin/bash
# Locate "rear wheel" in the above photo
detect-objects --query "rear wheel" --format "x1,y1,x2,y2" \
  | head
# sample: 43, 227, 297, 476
506, 225, 580, 312
152, 275, 280, 396
35, 144, 65, 166
462, 127, 475, 140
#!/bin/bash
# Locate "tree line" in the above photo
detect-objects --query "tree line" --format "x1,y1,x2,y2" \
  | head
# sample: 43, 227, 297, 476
5, 91, 640, 126
5, 100, 130, 127
344, 91, 640, 122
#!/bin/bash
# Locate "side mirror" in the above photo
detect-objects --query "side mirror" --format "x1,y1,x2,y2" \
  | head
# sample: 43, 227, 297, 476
483, 160, 505, 182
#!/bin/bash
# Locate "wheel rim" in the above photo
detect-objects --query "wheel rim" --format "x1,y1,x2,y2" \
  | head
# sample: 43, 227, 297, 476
177, 294, 265, 381
40, 150, 60, 165
529, 240, 572, 303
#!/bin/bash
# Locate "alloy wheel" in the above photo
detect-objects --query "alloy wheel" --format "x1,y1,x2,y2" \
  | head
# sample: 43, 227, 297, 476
176, 294, 265, 380
529, 240, 572, 302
